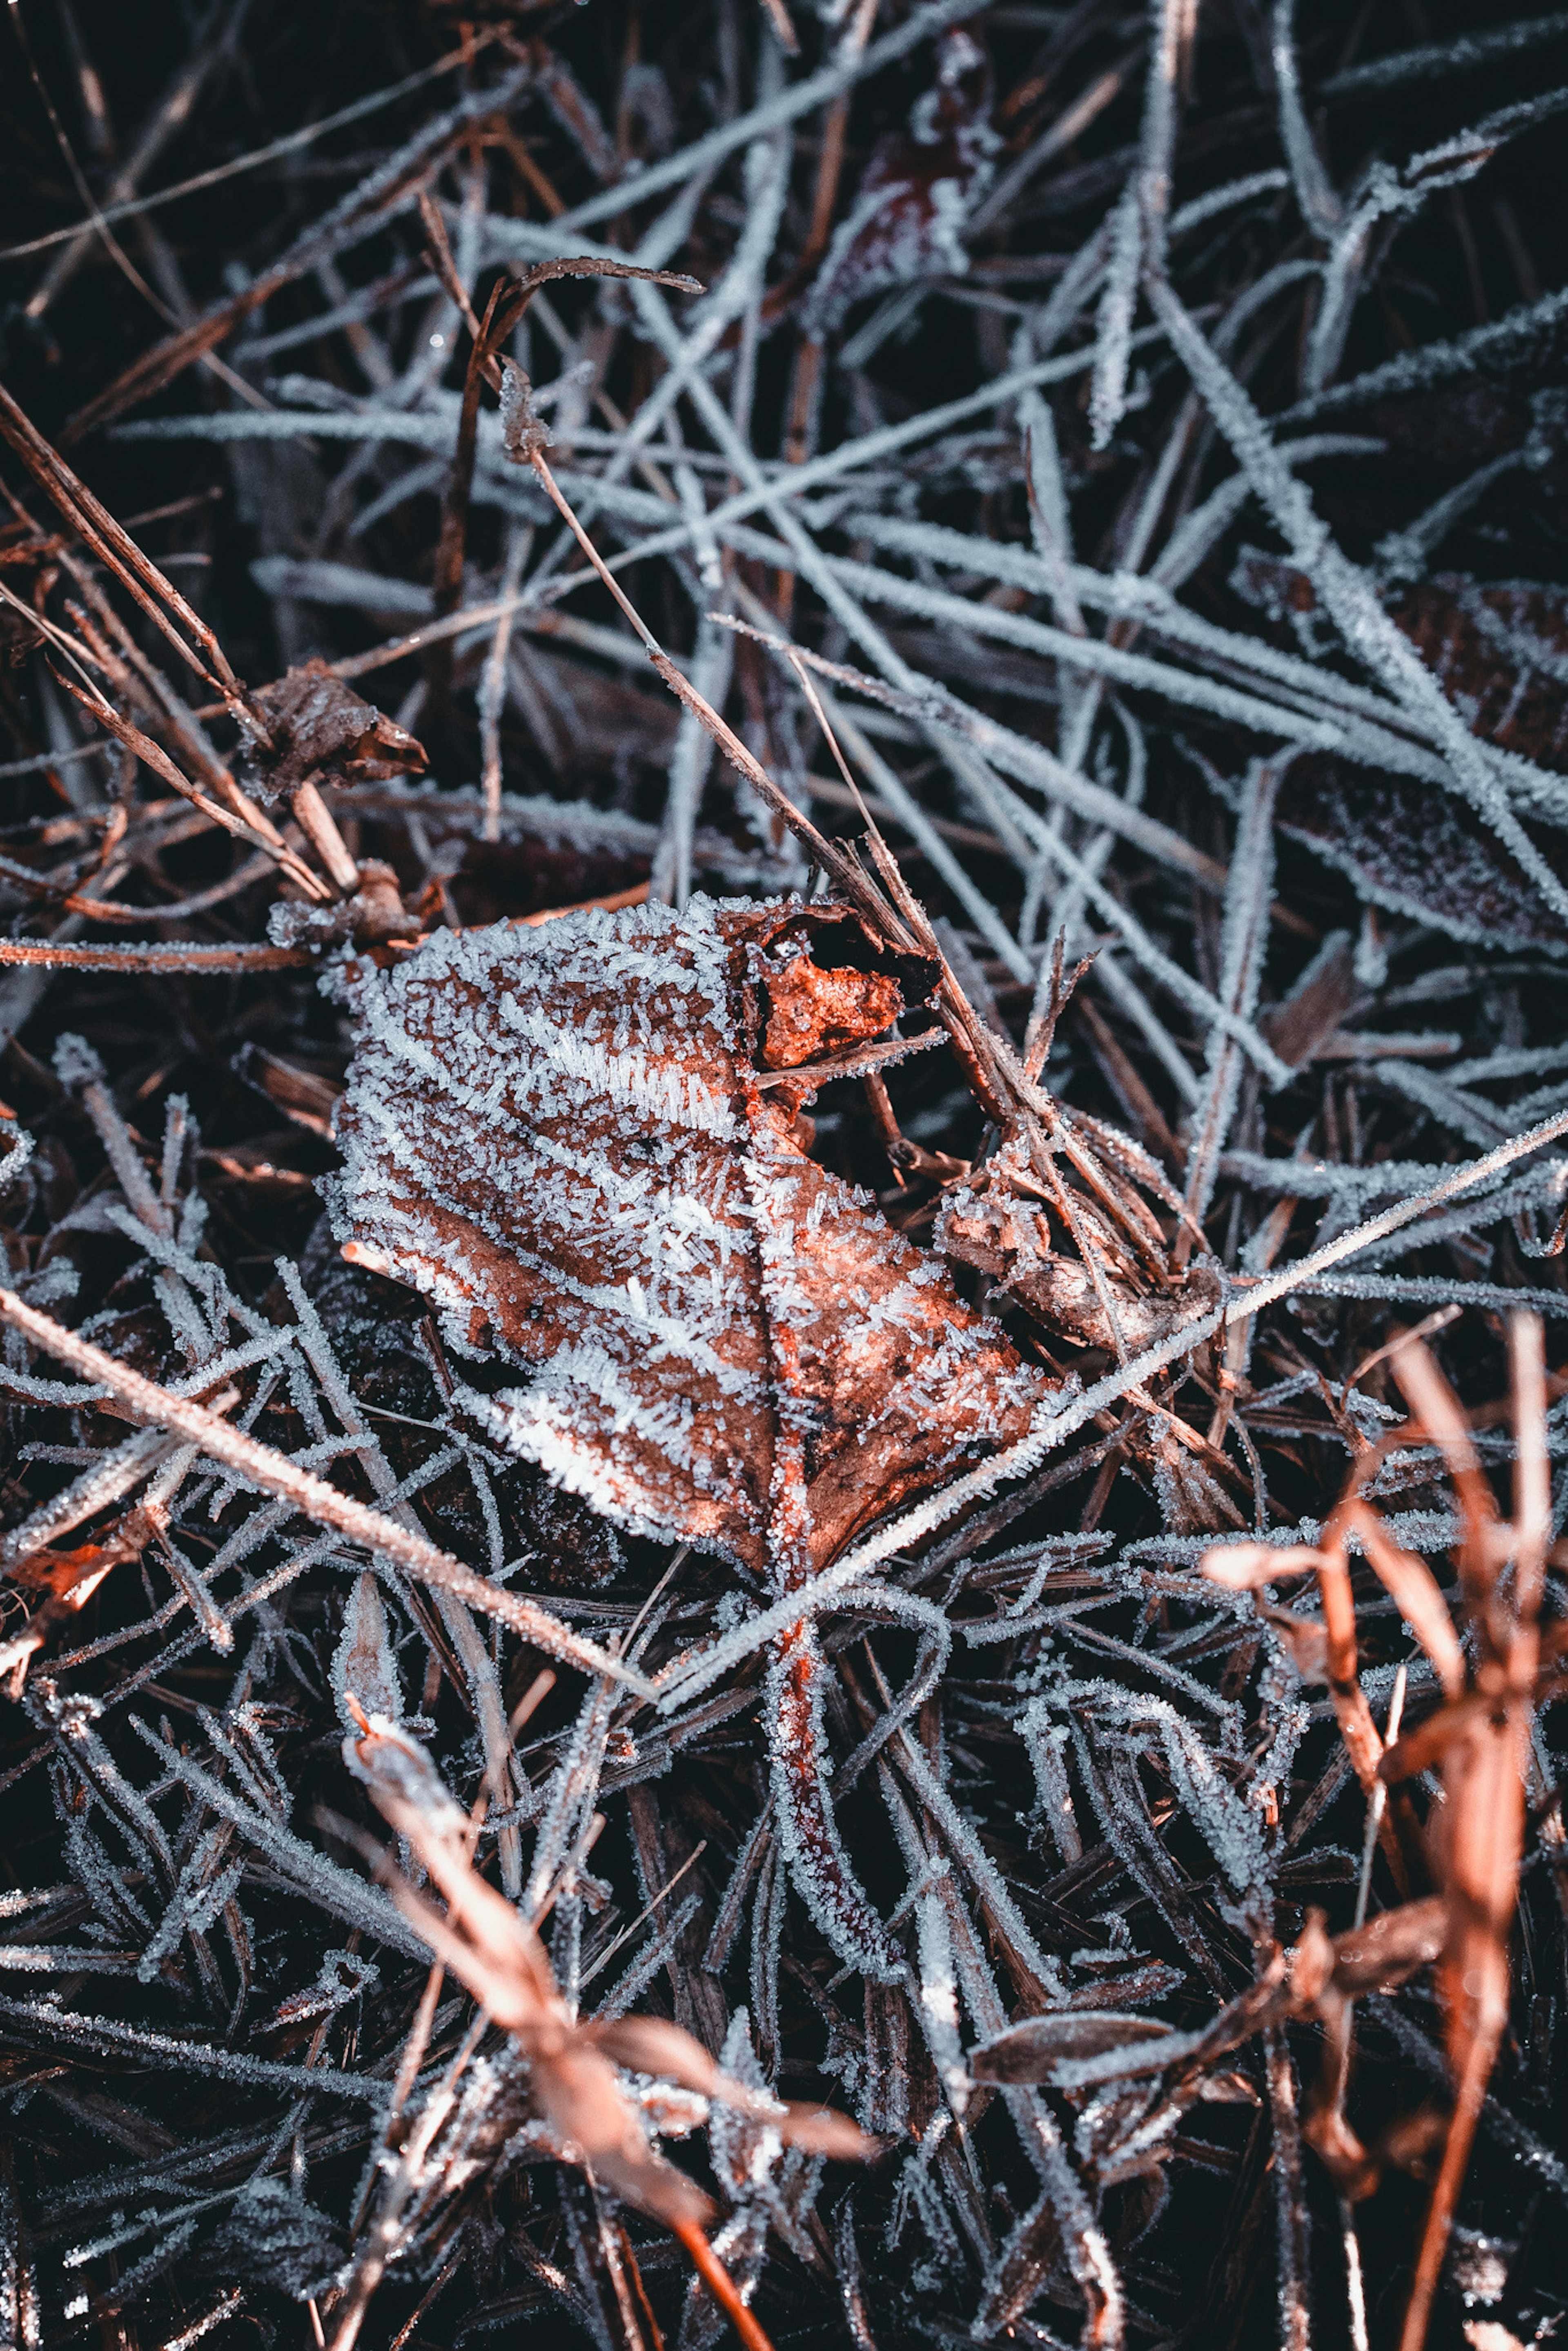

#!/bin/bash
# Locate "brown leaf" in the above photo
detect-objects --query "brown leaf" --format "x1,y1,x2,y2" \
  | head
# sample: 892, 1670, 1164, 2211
584, 2013, 879, 2162
357, 1772, 715, 2230
936, 1146, 1219, 1358
1345, 1502, 1467, 1700
331, 896, 1052, 1576
249, 659, 427, 807
7, 1538, 129, 1604
969, 2010, 1175, 2084
344, 1712, 871, 2248
1259, 933, 1361, 1069
1232, 559, 1568, 774
804, 31, 999, 336
1279, 759, 1568, 952
1323, 1896, 1448, 1999
759, 955, 902, 1072
1395, 577, 1568, 771
1232, 557, 1568, 947
1257, 1604, 1332, 1686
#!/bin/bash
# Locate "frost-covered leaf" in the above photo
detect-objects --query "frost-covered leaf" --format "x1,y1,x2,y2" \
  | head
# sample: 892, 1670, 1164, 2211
331, 895, 1051, 1574
199, 2179, 343, 2301
804, 31, 998, 336
1279, 759, 1568, 951
936, 1136, 1220, 1356
1354, 380, 1534, 470
346, 1709, 714, 2227
970, 2009, 1173, 2085
346, 1710, 871, 2243
332, 1569, 403, 1731
1395, 575, 1568, 769
1233, 556, 1568, 770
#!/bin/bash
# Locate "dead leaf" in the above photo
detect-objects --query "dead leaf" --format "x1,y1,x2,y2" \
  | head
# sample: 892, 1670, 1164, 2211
331, 895, 1052, 1577
1230, 555, 1568, 948
1396, 577, 1568, 770
343, 1710, 875, 2231
760, 955, 902, 1071
804, 31, 999, 335
1233, 559, 1568, 770
935, 1138, 1220, 1358
1279, 760, 1568, 952
970, 2010, 1175, 2084
1199, 1320, 1549, 2348
1260, 932, 1361, 1068
248, 659, 427, 807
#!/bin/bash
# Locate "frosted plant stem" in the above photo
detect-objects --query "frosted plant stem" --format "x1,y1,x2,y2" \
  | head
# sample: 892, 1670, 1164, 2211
1267, 2024, 1312, 2351
1090, 183, 1143, 453
1003, 790, 1292, 1085
810, 689, 1034, 982
279, 1262, 523, 1893
804, 542, 1461, 786
1181, 758, 1284, 1246
1342, 2200, 1370, 2351
878, 1763, 1121, 2342
830, 508, 1451, 757
480, 208, 1167, 546
651, 620, 734, 910
479, 526, 529, 845
1138, 0, 1194, 265
532, 54, 789, 553
1272, 0, 1344, 237
616, 276, 1052, 969
1092, 952, 1204, 1109
1040, 702, 1142, 955
548, 0, 998, 236
529, 270, 1038, 985
1090, 0, 1192, 448
0, 1426, 187, 1570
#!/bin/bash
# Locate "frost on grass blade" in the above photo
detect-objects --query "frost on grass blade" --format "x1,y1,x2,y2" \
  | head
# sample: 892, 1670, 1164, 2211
332, 895, 1052, 1576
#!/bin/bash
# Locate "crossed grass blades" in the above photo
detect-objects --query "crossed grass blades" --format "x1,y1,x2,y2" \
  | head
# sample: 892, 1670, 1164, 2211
3, 2, 1568, 2345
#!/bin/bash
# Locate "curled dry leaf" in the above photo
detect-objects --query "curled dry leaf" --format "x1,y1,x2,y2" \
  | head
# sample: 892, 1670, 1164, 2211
1233, 554, 1568, 949
1395, 576, 1568, 771
344, 1705, 710, 2228
1232, 555, 1568, 771
248, 658, 428, 807
0, 1506, 164, 1695
332, 894, 1062, 1983
759, 952, 903, 1071
1279, 760, 1568, 952
936, 1134, 1222, 1358
968, 2009, 1176, 2083
969, 1896, 1449, 2090
330, 894, 1052, 1579
1200, 1321, 1550, 2347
